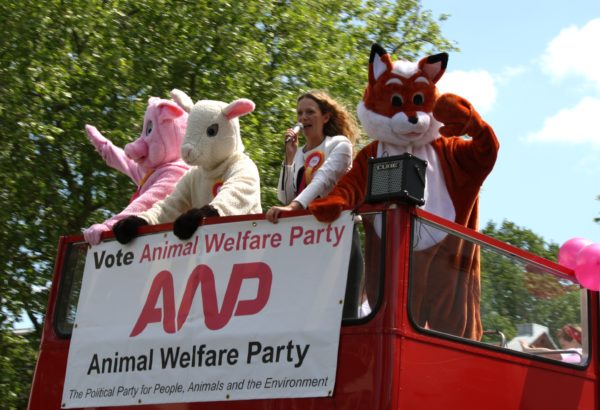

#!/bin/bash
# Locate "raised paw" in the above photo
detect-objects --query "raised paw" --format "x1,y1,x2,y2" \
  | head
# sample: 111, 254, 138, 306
85, 124, 109, 149
433, 93, 483, 137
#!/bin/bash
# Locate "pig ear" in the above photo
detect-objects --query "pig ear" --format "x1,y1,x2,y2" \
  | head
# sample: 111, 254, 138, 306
170, 88, 194, 113
369, 43, 394, 84
157, 100, 186, 123
223, 98, 255, 120
418, 53, 448, 84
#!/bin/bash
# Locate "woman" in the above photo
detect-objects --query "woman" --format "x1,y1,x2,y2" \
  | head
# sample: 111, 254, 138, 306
266, 90, 359, 223
266, 90, 364, 318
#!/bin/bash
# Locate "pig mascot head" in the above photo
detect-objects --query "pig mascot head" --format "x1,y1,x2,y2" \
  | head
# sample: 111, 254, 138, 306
124, 97, 188, 169
83, 96, 190, 245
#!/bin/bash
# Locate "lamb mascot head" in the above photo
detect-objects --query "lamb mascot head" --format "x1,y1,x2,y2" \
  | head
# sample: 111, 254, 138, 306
113, 89, 262, 244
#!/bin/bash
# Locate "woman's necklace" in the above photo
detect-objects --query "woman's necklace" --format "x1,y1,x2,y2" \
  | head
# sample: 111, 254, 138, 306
303, 136, 325, 152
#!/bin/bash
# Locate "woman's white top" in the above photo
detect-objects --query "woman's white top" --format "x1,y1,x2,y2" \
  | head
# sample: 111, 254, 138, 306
277, 135, 352, 208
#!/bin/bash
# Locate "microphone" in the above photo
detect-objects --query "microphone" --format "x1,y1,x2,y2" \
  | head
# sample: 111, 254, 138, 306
292, 123, 303, 134
285, 123, 303, 143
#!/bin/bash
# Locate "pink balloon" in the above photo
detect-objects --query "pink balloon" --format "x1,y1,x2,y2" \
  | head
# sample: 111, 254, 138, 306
574, 243, 600, 291
559, 237, 592, 269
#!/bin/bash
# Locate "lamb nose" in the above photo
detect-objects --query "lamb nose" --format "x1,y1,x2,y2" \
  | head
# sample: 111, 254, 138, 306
181, 145, 192, 158
408, 116, 418, 124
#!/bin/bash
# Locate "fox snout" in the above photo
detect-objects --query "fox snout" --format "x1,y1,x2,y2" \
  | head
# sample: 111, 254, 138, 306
391, 111, 431, 134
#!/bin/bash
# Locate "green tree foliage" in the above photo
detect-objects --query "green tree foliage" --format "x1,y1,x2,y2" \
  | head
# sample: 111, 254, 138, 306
0, 0, 453, 406
480, 220, 581, 342
0, 329, 37, 409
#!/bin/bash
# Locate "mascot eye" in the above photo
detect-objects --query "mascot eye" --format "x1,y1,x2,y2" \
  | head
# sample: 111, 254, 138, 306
206, 123, 219, 137
145, 121, 153, 136
413, 93, 425, 105
391, 94, 403, 107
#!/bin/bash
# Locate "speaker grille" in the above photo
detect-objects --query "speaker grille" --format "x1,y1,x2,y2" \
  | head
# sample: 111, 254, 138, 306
370, 163, 404, 196
365, 153, 427, 205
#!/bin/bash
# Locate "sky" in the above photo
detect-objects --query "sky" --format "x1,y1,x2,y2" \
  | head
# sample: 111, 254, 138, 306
419, 0, 600, 246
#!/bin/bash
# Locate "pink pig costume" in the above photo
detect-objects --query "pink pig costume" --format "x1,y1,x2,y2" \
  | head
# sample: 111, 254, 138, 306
83, 97, 190, 245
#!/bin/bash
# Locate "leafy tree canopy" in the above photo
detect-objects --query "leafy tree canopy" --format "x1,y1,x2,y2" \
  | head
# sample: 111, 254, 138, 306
0, 0, 454, 331
0, 1, 453, 407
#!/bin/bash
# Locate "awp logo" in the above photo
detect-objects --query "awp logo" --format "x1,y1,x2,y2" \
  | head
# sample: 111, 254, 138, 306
130, 262, 272, 337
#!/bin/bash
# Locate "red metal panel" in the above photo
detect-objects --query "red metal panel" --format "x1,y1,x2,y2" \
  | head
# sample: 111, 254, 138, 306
28, 235, 71, 410
398, 336, 596, 409
402, 207, 597, 410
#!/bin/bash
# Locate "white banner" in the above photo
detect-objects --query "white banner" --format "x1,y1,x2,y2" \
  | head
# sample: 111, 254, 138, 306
62, 212, 353, 408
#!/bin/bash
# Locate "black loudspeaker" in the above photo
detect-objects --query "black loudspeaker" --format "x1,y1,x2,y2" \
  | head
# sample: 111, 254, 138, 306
365, 153, 427, 206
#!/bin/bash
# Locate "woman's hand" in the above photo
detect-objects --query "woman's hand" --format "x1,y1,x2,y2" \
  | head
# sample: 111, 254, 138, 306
266, 201, 304, 223
284, 128, 299, 164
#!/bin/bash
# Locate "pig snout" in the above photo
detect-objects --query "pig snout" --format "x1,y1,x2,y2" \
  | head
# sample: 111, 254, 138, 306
125, 138, 149, 163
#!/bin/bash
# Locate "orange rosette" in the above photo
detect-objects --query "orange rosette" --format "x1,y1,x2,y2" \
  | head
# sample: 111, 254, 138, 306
304, 151, 324, 184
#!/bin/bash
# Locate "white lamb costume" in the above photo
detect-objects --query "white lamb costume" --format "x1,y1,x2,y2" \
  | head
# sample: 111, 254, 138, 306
137, 90, 261, 226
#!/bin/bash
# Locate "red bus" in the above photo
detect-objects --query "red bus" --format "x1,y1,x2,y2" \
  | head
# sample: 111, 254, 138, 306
28, 204, 596, 409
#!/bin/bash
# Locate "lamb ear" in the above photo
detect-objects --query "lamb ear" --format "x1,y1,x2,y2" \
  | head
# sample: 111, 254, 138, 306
223, 98, 255, 120
170, 89, 194, 113
418, 53, 448, 84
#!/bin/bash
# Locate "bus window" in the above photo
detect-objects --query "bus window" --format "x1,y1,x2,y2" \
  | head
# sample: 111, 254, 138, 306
408, 217, 587, 366
53, 241, 87, 338
343, 212, 384, 321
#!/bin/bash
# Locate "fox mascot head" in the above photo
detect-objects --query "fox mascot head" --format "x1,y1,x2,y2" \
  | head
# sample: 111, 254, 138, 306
309, 44, 499, 341
357, 44, 447, 148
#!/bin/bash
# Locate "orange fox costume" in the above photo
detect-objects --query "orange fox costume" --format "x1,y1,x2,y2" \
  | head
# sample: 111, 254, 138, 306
309, 44, 499, 340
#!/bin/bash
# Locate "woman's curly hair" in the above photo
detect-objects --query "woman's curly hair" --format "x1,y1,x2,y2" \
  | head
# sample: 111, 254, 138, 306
297, 90, 360, 145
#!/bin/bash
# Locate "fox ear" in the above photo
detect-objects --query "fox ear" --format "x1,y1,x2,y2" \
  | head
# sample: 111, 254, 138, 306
418, 53, 449, 84
369, 43, 394, 84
